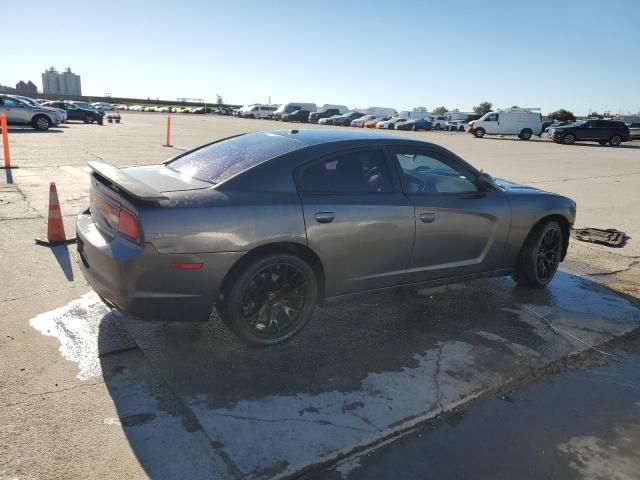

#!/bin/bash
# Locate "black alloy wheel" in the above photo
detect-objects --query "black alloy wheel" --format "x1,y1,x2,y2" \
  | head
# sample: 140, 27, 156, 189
535, 226, 562, 283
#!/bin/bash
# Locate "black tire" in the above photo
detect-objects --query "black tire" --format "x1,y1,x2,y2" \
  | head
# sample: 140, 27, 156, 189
31, 115, 50, 131
598, 140, 607, 145
609, 135, 622, 146
459, 126, 465, 132
435, 123, 441, 130
513, 221, 563, 288
562, 133, 575, 145
519, 128, 532, 140
473, 127, 485, 138
220, 253, 318, 346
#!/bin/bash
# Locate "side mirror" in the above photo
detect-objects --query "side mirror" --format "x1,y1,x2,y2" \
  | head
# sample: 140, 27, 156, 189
476, 172, 498, 192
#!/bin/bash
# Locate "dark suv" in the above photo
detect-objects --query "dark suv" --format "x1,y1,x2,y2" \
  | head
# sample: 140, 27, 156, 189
547, 120, 630, 146
281, 109, 310, 123
43, 101, 104, 124
308, 108, 341, 124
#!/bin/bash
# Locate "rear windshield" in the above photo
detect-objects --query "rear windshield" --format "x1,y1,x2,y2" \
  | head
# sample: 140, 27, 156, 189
167, 132, 304, 184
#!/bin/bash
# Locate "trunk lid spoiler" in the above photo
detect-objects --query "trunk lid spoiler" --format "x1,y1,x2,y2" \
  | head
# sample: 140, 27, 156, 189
88, 161, 168, 201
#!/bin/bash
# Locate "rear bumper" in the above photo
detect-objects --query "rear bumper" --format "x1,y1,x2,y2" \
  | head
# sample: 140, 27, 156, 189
76, 211, 244, 322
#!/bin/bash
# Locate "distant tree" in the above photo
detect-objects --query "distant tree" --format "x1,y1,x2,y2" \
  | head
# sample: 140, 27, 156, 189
432, 106, 447, 115
451, 108, 459, 113
473, 101, 493, 116
548, 109, 576, 122
589, 111, 600, 118
413, 106, 428, 112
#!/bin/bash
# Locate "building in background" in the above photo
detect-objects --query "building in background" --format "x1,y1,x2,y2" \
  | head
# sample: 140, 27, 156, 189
15, 80, 38, 95
41, 67, 82, 95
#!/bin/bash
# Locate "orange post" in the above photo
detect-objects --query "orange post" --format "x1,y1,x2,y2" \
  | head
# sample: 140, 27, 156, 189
0, 113, 13, 169
164, 115, 172, 147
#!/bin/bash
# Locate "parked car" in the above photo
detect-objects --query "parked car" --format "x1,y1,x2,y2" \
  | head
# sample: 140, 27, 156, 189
309, 108, 345, 124
625, 122, 640, 140
70, 101, 102, 112
91, 102, 116, 112
13, 95, 67, 123
281, 110, 311, 123
0, 94, 62, 130
242, 105, 277, 119
547, 120, 630, 146
43, 101, 104, 124
364, 116, 391, 128
350, 115, 377, 127
431, 116, 449, 130
309, 105, 349, 124
469, 108, 543, 140
273, 102, 317, 121
377, 117, 408, 129
396, 118, 433, 131
77, 129, 576, 345
319, 114, 342, 125
444, 120, 466, 131
333, 111, 365, 126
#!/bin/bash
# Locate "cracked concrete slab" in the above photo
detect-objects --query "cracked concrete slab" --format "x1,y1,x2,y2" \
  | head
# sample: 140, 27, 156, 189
26, 270, 638, 479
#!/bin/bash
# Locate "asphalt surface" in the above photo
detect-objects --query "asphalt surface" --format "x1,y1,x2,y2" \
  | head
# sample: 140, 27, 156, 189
1, 113, 640, 479
315, 333, 640, 480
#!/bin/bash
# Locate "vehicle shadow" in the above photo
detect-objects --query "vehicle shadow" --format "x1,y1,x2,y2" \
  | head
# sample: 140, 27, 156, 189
6, 128, 63, 134
479, 136, 640, 148
96, 271, 640, 479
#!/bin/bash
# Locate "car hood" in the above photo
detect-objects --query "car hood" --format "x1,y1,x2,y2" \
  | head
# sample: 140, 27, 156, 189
122, 165, 212, 193
494, 177, 544, 193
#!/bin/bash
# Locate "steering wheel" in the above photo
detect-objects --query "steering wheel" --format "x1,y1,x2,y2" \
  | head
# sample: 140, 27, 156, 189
405, 173, 428, 193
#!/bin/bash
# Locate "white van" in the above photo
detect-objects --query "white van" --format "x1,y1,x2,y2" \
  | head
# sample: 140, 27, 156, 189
469, 108, 543, 140
273, 102, 317, 120
365, 107, 397, 117
241, 104, 278, 119
318, 104, 348, 114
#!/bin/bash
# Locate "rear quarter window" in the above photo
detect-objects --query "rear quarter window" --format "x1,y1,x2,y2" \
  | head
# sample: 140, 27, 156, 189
167, 132, 304, 184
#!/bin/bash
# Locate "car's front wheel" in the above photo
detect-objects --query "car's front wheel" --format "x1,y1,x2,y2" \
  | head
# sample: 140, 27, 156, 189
31, 115, 50, 131
220, 253, 318, 345
562, 133, 575, 145
473, 127, 485, 138
513, 221, 563, 288
519, 128, 532, 140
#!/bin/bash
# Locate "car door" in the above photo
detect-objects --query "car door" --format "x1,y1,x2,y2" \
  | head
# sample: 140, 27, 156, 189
0, 97, 29, 123
483, 112, 500, 134
296, 147, 415, 296
389, 147, 511, 283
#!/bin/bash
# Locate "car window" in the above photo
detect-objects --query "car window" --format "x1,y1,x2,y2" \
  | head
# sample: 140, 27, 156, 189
395, 151, 478, 194
2, 98, 23, 107
486, 113, 498, 121
299, 149, 392, 194
168, 132, 305, 184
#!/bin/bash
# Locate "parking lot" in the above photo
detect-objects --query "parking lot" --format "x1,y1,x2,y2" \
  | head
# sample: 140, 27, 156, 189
2, 113, 640, 479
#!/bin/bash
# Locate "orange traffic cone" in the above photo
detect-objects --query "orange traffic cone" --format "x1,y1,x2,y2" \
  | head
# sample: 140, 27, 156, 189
35, 182, 76, 246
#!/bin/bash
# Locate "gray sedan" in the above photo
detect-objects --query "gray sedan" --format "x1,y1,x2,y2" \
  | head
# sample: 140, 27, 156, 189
77, 129, 576, 345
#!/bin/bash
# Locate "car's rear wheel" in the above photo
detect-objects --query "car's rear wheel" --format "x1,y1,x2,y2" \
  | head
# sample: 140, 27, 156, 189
562, 133, 575, 145
220, 253, 318, 346
598, 140, 607, 145
519, 128, 532, 140
473, 127, 485, 138
513, 221, 563, 288
435, 123, 441, 130
31, 115, 50, 131
459, 126, 465, 132
609, 135, 622, 146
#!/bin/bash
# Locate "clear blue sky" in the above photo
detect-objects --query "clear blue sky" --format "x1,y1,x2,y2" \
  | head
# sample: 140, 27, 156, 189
5, 0, 640, 115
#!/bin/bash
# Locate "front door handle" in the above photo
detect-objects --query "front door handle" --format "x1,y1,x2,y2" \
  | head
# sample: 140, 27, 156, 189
420, 213, 436, 223
315, 212, 335, 224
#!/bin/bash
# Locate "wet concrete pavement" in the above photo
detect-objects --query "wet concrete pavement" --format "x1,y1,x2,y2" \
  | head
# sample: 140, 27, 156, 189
316, 334, 640, 480
19, 269, 640, 479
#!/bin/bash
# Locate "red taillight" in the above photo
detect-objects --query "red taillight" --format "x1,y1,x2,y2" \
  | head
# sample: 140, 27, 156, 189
118, 209, 139, 241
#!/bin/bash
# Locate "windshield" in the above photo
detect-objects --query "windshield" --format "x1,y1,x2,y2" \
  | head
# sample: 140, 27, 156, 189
73, 102, 93, 109
568, 120, 586, 127
17, 97, 38, 106
167, 132, 305, 184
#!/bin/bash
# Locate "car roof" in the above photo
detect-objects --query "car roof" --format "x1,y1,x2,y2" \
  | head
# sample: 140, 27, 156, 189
266, 128, 425, 146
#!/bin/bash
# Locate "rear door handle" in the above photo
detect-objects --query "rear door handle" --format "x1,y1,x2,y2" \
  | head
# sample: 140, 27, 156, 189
315, 212, 335, 224
420, 213, 436, 223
